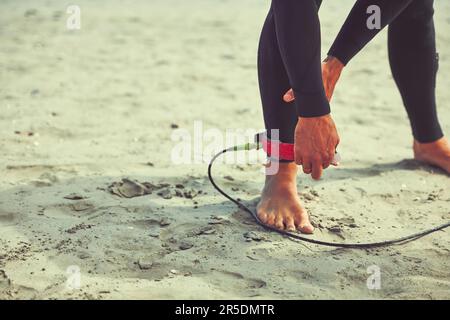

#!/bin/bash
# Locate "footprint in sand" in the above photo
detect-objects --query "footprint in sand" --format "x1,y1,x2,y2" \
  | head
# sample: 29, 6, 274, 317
43, 201, 96, 219
108, 178, 169, 198
0, 211, 16, 226
209, 270, 267, 295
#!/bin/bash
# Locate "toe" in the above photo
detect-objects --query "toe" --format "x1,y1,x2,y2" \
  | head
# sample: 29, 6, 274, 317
285, 216, 296, 232
274, 215, 285, 230
257, 209, 268, 224
298, 222, 315, 234
294, 210, 315, 234
266, 212, 276, 226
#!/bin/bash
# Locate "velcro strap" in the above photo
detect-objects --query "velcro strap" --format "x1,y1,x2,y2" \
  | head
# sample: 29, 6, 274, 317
256, 132, 295, 161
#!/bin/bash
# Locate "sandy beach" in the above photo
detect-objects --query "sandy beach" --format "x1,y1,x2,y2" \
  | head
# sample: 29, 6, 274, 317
0, 0, 449, 299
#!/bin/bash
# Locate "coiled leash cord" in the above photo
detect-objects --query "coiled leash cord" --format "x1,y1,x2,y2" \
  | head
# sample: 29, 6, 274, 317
207, 143, 450, 249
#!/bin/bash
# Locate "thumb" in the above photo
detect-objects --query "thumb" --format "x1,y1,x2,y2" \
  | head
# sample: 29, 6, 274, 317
283, 89, 295, 103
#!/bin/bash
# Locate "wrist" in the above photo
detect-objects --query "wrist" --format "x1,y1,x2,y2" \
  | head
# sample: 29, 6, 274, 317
298, 114, 331, 121
324, 55, 344, 72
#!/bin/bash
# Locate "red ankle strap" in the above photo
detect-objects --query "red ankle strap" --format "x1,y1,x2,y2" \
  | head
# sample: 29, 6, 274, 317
257, 132, 295, 161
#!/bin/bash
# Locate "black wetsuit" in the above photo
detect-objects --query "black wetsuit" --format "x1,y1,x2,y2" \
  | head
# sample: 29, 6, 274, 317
258, 0, 443, 149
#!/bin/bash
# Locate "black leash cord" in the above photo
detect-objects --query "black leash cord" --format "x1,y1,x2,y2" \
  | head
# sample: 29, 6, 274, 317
207, 145, 450, 249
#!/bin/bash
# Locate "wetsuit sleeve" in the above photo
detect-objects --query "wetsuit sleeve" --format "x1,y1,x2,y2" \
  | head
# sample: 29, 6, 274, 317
272, 0, 330, 118
328, 0, 414, 65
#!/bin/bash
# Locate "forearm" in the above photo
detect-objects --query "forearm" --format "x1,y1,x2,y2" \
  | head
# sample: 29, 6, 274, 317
328, 0, 414, 65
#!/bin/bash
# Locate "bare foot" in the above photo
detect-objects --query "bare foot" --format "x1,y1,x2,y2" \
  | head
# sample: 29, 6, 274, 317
256, 162, 314, 233
413, 137, 450, 174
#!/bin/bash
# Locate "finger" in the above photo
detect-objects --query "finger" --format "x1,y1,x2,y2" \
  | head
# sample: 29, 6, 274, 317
302, 159, 312, 175
311, 161, 323, 180
283, 89, 295, 103
322, 153, 332, 169
325, 82, 335, 102
331, 152, 341, 166
323, 81, 331, 102
295, 149, 303, 165
326, 90, 333, 102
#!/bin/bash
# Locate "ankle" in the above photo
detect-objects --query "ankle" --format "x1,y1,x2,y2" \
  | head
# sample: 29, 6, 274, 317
414, 136, 447, 150
265, 161, 298, 184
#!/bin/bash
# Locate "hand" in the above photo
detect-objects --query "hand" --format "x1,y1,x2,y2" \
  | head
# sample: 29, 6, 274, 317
283, 56, 345, 103
294, 114, 340, 180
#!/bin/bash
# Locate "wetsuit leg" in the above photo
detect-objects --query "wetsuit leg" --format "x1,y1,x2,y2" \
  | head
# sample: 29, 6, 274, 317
271, 0, 329, 118
257, 5, 297, 145
258, 0, 327, 148
328, 0, 414, 65
388, 0, 443, 143
328, 0, 443, 143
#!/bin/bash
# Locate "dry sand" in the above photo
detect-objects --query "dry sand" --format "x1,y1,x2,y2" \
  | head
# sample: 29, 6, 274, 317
0, 0, 449, 299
